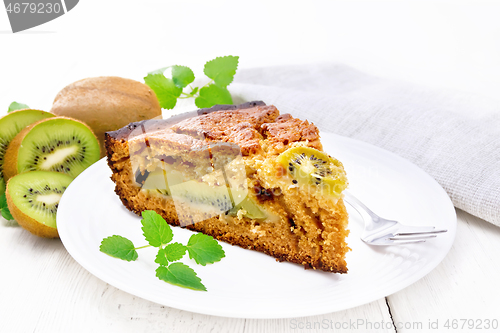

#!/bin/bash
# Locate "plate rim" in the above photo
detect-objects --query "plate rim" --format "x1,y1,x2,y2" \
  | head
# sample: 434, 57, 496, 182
57, 132, 457, 318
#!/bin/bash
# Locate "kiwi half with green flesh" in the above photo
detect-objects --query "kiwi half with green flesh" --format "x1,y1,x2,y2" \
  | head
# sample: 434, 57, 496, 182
6, 171, 73, 238
3, 117, 100, 180
0, 109, 54, 186
277, 146, 348, 197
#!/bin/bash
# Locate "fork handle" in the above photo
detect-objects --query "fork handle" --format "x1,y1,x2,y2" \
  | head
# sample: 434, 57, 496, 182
343, 191, 379, 226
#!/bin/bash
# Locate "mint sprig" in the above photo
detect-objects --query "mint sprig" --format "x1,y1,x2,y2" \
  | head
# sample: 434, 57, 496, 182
145, 55, 239, 110
99, 210, 225, 291
8, 101, 29, 113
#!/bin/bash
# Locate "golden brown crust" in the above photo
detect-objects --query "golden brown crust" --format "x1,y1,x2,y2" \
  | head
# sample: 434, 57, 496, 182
261, 114, 322, 155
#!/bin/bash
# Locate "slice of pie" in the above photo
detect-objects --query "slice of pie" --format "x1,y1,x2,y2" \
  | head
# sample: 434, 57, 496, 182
104, 101, 350, 273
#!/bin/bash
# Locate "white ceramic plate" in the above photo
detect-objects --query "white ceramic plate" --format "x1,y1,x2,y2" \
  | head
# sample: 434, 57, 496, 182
57, 132, 456, 319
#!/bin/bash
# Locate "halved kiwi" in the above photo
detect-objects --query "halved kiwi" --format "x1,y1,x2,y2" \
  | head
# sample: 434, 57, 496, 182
276, 146, 348, 197
0, 109, 54, 186
3, 117, 100, 180
6, 171, 73, 238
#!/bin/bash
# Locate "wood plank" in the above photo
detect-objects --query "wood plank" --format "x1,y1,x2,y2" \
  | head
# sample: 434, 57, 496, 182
387, 210, 500, 332
242, 300, 394, 333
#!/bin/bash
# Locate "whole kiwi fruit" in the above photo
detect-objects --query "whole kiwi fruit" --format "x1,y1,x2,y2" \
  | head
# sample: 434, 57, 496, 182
50, 76, 162, 157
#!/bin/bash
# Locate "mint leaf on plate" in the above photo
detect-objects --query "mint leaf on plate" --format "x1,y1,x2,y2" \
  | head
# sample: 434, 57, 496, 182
144, 74, 182, 109
186, 233, 225, 266
164, 242, 187, 262
99, 209, 225, 291
195, 84, 232, 108
141, 210, 173, 247
100, 235, 138, 261
155, 243, 186, 266
156, 262, 206, 291
203, 56, 239, 87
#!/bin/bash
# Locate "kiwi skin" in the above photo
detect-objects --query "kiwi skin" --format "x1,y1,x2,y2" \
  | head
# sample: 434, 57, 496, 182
51, 76, 162, 158
3, 121, 38, 180
3, 116, 100, 181
5, 175, 59, 238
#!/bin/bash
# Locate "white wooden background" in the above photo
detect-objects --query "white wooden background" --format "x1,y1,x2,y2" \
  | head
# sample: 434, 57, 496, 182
1, 210, 499, 332
1, 1, 500, 332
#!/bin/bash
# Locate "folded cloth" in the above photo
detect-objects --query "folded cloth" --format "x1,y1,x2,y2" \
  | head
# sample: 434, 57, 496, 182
231, 64, 500, 227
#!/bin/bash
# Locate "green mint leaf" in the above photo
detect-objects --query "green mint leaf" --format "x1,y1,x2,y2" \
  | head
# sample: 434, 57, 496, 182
194, 84, 232, 109
141, 210, 173, 247
1, 207, 13, 220
172, 65, 195, 89
100, 235, 138, 261
155, 248, 169, 266
203, 56, 239, 87
156, 263, 206, 291
155, 243, 186, 266
186, 233, 225, 266
165, 242, 187, 262
144, 74, 182, 109
8, 101, 29, 113
0, 192, 7, 209
0, 177, 5, 197
0, 193, 13, 220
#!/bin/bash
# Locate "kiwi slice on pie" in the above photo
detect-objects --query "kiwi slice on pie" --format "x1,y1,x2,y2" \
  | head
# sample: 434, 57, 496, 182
5, 171, 73, 238
0, 109, 54, 187
277, 146, 348, 197
3, 117, 100, 180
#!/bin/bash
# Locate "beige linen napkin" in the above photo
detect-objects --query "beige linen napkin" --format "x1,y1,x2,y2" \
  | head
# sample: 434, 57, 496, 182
231, 64, 500, 227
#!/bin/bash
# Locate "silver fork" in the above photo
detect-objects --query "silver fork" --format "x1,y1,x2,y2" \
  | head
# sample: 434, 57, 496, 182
343, 191, 447, 245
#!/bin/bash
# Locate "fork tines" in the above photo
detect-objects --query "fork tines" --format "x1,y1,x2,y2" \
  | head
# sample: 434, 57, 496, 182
389, 229, 448, 243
